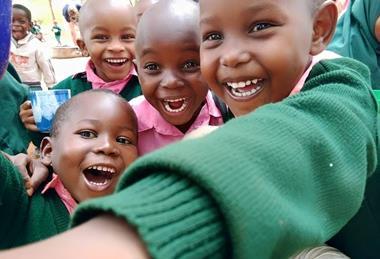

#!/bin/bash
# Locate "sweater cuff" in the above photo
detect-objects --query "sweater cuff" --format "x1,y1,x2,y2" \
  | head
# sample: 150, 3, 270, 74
71, 173, 228, 259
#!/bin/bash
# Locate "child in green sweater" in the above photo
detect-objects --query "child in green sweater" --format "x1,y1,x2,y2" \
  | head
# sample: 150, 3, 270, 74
1, 0, 377, 258
0, 89, 138, 249
19, 0, 142, 133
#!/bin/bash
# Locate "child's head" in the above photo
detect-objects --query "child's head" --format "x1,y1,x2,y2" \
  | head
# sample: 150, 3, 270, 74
12, 4, 32, 41
40, 90, 138, 202
135, 0, 209, 133
76, 0, 137, 82
134, 0, 160, 22
199, 0, 338, 116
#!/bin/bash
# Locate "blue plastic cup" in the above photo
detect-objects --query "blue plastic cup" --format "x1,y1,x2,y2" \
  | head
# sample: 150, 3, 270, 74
29, 89, 71, 132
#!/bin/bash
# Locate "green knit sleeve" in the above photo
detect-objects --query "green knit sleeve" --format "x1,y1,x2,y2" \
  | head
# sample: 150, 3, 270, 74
72, 58, 377, 258
0, 154, 30, 248
72, 173, 228, 259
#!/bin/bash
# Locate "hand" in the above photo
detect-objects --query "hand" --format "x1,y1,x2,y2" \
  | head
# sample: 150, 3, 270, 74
19, 100, 38, 132
2, 151, 49, 196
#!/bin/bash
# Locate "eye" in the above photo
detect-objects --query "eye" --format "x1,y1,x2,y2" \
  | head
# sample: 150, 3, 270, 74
93, 34, 108, 41
203, 32, 223, 42
121, 34, 135, 41
250, 23, 272, 32
144, 63, 160, 71
116, 136, 132, 145
78, 130, 97, 139
183, 60, 200, 72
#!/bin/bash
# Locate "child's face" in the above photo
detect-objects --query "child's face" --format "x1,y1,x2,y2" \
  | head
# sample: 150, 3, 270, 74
200, 0, 315, 116
47, 93, 138, 202
12, 8, 31, 41
79, 3, 136, 82
136, 18, 209, 132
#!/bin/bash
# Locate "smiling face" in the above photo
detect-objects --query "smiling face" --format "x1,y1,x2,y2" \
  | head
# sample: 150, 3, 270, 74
12, 7, 31, 41
136, 1, 208, 133
78, 0, 137, 82
200, 0, 317, 116
42, 91, 138, 202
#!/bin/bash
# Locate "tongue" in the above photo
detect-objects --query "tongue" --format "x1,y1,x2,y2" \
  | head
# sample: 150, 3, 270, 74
168, 100, 184, 109
236, 85, 256, 93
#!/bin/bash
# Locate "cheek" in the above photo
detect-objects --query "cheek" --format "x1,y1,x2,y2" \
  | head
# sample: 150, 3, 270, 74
375, 16, 380, 43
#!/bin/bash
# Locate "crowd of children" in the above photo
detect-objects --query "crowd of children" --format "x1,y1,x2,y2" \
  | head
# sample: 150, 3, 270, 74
0, 0, 379, 258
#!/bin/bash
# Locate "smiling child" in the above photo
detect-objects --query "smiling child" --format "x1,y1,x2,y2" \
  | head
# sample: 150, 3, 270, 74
0, 89, 138, 249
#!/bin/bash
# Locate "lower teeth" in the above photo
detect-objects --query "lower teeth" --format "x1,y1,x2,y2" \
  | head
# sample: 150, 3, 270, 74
231, 86, 261, 97
164, 101, 187, 112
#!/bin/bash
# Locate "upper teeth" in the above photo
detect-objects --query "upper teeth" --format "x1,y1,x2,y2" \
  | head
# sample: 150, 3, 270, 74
106, 58, 127, 63
88, 166, 115, 173
164, 97, 186, 103
227, 79, 261, 89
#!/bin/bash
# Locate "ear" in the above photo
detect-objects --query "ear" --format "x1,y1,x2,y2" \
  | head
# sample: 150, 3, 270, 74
310, 1, 338, 55
40, 137, 53, 167
375, 16, 380, 43
76, 38, 89, 56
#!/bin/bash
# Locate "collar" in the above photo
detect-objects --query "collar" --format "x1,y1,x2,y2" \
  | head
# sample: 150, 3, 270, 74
85, 60, 137, 94
131, 91, 222, 136
12, 32, 35, 48
289, 50, 341, 95
41, 174, 77, 215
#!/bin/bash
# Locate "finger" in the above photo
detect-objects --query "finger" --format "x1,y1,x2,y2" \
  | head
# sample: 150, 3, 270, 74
20, 100, 32, 110
30, 159, 50, 193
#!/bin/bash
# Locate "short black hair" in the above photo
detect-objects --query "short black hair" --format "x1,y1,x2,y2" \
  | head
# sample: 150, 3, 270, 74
50, 89, 137, 138
12, 4, 32, 22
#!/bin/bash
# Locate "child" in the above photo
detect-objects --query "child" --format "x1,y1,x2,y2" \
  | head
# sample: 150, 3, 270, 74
0, 89, 138, 249
130, 0, 223, 155
10, 4, 56, 90
328, 0, 380, 89
0, 0, 377, 258
51, 21, 62, 46
19, 0, 142, 135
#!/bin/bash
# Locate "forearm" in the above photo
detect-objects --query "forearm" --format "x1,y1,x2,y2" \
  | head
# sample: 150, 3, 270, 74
0, 215, 149, 259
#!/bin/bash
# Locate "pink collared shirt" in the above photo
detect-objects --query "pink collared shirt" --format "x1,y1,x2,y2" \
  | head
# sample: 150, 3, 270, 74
41, 174, 77, 215
290, 50, 341, 95
130, 91, 224, 156
85, 60, 138, 94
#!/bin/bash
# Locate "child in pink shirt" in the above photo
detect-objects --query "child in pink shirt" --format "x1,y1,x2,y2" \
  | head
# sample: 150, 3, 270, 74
130, 0, 224, 155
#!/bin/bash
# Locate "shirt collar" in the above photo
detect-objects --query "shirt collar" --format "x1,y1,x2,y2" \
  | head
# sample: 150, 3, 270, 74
85, 60, 137, 94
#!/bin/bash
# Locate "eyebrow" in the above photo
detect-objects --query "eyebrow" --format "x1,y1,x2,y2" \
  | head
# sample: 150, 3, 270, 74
200, 1, 282, 25
77, 119, 136, 132
140, 44, 199, 57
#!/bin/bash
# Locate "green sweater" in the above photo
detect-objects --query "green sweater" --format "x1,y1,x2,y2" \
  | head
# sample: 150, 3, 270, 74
0, 64, 31, 155
0, 154, 69, 249
72, 58, 378, 258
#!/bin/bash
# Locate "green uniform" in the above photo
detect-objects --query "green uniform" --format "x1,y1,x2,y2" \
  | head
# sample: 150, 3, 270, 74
0, 154, 69, 249
0, 64, 31, 155
71, 58, 379, 258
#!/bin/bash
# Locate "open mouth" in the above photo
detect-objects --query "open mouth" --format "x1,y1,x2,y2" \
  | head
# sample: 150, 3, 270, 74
226, 79, 264, 98
163, 97, 189, 113
82, 165, 117, 192
105, 58, 129, 67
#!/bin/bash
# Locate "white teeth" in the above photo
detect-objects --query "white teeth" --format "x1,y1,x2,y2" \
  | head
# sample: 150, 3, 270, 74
106, 58, 127, 64
163, 98, 188, 113
231, 85, 263, 97
227, 79, 262, 89
87, 166, 116, 174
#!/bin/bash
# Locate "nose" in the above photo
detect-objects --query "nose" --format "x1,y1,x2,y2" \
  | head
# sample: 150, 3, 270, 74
160, 70, 185, 88
220, 47, 250, 68
93, 135, 120, 156
107, 39, 125, 52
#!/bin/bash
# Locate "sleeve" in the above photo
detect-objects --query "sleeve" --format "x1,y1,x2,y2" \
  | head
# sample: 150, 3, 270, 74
35, 46, 56, 88
0, 154, 30, 248
72, 58, 378, 258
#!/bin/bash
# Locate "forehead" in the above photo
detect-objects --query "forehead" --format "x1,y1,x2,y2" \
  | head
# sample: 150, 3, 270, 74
200, 0, 311, 14
67, 94, 133, 123
137, 10, 199, 53
80, 1, 136, 32
12, 8, 28, 17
